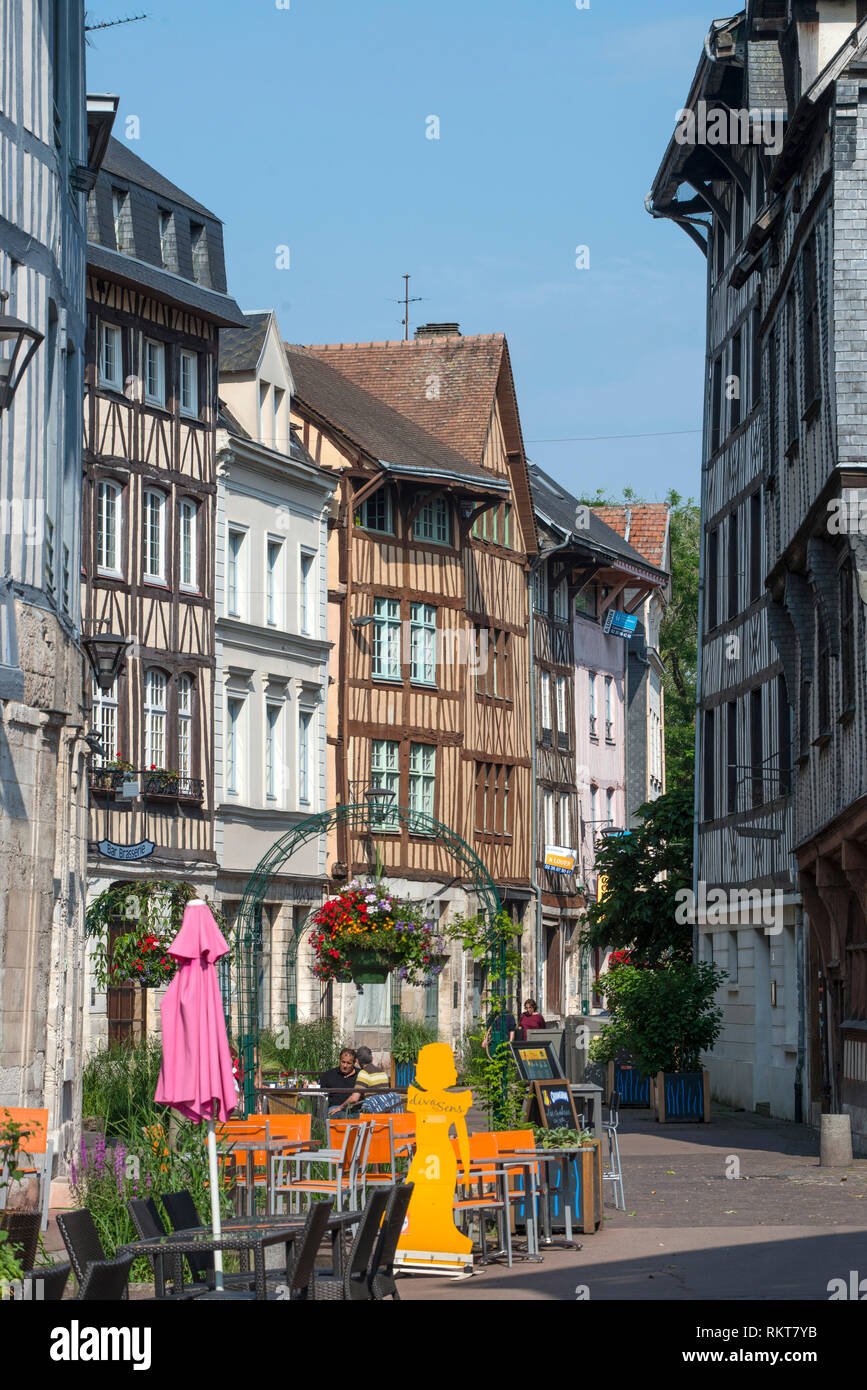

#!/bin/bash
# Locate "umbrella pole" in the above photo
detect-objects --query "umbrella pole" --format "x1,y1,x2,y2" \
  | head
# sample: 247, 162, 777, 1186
208, 1101, 224, 1291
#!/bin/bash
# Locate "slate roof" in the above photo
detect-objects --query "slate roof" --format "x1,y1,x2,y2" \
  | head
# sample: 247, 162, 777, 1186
528, 464, 666, 578
286, 345, 507, 488
217, 398, 251, 438
100, 138, 220, 220
220, 313, 272, 374
294, 335, 508, 469
747, 40, 787, 111
592, 503, 670, 571
86, 243, 247, 327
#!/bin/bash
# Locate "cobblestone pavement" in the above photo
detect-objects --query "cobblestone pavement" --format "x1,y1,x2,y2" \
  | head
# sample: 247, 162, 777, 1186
396, 1106, 867, 1301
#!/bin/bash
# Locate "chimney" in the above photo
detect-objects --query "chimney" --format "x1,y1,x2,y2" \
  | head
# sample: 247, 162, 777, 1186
414, 322, 461, 339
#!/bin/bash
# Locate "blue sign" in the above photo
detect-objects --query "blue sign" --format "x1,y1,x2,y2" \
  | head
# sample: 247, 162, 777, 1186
98, 839, 155, 861
603, 609, 638, 640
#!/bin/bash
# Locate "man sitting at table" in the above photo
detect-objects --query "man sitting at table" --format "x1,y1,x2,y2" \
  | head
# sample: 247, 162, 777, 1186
328, 1046, 400, 1115
319, 1048, 359, 1110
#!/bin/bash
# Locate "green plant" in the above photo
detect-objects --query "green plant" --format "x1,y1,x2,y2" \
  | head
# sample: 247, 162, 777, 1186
531, 1125, 595, 1149
391, 1015, 438, 1066
259, 1020, 347, 1078
589, 960, 726, 1076
309, 880, 448, 986
86, 881, 225, 990
468, 1041, 527, 1130
82, 1038, 166, 1138
0, 1110, 35, 1284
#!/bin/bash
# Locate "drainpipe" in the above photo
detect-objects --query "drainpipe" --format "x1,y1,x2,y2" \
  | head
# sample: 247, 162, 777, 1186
529, 539, 574, 1004
794, 901, 806, 1125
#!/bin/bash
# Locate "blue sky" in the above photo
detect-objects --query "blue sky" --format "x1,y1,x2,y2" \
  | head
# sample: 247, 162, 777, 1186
86, 1, 722, 504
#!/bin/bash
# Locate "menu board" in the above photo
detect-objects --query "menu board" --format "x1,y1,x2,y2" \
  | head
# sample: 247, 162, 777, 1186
511, 1040, 564, 1082
533, 1081, 581, 1131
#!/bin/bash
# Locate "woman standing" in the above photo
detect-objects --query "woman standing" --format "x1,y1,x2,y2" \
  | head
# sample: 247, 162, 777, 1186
518, 999, 546, 1040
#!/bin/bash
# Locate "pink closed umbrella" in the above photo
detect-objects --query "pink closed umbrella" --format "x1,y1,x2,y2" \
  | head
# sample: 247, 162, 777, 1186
156, 899, 237, 1290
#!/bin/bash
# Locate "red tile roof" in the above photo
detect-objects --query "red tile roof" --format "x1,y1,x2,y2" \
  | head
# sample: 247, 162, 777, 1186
592, 504, 670, 570
294, 334, 508, 470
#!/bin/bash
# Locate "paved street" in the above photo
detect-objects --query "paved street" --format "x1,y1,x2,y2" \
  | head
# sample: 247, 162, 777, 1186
397, 1107, 867, 1301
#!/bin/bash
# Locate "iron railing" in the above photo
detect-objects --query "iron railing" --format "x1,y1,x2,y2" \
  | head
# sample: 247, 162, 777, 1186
87, 767, 204, 802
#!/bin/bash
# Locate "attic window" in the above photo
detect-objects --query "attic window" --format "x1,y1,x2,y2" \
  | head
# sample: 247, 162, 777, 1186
158, 209, 175, 270
190, 221, 210, 285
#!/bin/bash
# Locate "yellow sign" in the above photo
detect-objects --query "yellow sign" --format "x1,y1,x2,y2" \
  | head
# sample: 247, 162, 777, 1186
544, 845, 577, 873
396, 1042, 473, 1274
597, 874, 609, 902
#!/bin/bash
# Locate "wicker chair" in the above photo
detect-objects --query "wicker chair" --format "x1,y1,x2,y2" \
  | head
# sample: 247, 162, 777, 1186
161, 1190, 254, 1293
127, 1196, 206, 1300
269, 1200, 333, 1300
369, 1181, 413, 1300
55, 1210, 134, 1301
312, 1188, 390, 1301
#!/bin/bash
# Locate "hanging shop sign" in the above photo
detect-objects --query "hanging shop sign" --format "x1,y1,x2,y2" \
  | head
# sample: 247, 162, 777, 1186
602, 609, 638, 640
98, 839, 155, 861
544, 845, 577, 874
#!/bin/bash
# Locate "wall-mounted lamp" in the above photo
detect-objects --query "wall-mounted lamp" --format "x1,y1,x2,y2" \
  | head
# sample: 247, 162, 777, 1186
82, 632, 131, 693
0, 291, 44, 416
351, 615, 376, 629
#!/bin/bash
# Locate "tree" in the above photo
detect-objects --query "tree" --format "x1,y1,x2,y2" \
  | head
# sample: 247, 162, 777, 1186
581, 780, 693, 963
589, 960, 725, 1076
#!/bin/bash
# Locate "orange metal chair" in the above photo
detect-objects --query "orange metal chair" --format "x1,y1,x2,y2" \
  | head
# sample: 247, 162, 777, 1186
0, 1107, 52, 1230
452, 1131, 512, 1265
273, 1121, 363, 1214
216, 1119, 269, 1212
492, 1129, 541, 1253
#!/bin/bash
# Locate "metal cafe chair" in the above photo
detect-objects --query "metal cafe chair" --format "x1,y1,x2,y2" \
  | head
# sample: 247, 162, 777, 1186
602, 1088, 625, 1210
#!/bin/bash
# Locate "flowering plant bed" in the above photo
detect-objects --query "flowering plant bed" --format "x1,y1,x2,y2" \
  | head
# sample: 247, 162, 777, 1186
309, 879, 448, 986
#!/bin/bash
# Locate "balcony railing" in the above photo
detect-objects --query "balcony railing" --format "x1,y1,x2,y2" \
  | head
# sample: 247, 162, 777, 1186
88, 767, 204, 803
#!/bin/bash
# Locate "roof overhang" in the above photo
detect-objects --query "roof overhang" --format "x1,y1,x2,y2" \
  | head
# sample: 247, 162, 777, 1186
86, 243, 247, 327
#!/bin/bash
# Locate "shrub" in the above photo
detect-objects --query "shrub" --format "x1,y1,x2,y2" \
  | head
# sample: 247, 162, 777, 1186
391, 1015, 438, 1066
259, 1019, 346, 1078
589, 960, 726, 1076
82, 1039, 165, 1139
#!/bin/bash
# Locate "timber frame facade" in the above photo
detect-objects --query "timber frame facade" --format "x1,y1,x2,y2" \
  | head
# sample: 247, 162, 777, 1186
81, 137, 244, 1045
286, 333, 539, 1043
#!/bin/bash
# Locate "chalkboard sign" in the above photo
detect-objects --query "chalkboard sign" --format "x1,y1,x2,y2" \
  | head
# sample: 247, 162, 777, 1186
533, 1080, 581, 1131
511, 1040, 564, 1082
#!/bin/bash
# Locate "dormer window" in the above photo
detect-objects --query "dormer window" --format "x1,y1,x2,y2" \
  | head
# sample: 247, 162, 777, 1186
356, 490, 394, 535
112, 188, 131, 254
190, 221, 210, 284
158, 209, 175, 270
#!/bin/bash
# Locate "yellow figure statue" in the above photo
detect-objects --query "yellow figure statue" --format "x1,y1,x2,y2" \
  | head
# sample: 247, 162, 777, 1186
398, 1042, 473, 1265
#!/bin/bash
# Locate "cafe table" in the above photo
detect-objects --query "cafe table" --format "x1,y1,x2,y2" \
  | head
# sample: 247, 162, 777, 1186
461, 1156, 543, 1264
119, 1211, 360, 1301
569, 1082, 603, 1134
222, 1137, 317, 1217
510, 1146, 601, 1244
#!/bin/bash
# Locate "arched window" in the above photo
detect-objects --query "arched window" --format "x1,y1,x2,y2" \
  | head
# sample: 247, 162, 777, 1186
177, 674, 193, 778
96, 480, 122, 574
142, 488, 166, 582
144, 669, 167, 768
91, 678, 118, 763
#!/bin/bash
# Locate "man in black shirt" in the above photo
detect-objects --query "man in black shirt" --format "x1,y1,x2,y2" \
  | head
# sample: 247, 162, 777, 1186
319, 1048, 359, 1108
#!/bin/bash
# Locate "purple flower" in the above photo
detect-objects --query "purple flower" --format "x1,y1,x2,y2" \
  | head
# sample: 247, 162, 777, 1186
69, 1155, 77, 1187
94, 1133, 106, 1174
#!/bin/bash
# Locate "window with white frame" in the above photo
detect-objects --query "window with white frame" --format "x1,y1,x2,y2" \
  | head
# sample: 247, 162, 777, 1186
532, 567, 548, 612
142, 489, 166, 582
540, 670, 551, 730
227, 528, 245, 617
588, 671, 597, 736
372, 597, 401, 679
552, 578, 568, 621
112, 188, 130, 252
266, 538, 283, 627
409, 742, 435, 830
226, 696, 244, 796
273, 386, 285, 449
96, 480, 122, 574
371, 739, 400, 830
300, 551, 314, 634
99, 323, 123, 391
144, 339, 166, 407
177, 674, 193, 778
179, 350, 198, 417
144, 669, 167, 768
604, 675, 614, 740
158, 209, 174, 268
91, 678, 118, 764
356, 490, 393, 534
558, 793, 571, 844
410, 603, 436, 684
298, 709, 312, 803
179, 499, 197, 590
413, 497, 450, 545
266, 702, 281, 800
544, 789, 555, 845
556, 675, 567, 739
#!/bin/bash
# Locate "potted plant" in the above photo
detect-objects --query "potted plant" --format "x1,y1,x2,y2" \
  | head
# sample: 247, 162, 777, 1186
589, 961, 725, 1123
529, 1124, 603, 1234
0, 1110, 41, 1276
143, 765, 180, 798
309, 879, 449, 986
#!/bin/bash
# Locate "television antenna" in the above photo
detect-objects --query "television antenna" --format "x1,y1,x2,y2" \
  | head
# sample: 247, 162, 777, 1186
387, 274, 424, 341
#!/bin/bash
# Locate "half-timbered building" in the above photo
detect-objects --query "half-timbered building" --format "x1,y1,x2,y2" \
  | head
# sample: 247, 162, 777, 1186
528, 467, 668, 1020
81, 138, 244, 1046
285, 328, 538, 1052
215, 311, 336, 1034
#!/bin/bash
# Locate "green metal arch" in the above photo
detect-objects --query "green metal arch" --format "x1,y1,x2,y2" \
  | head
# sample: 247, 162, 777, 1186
232, 803, 505, 1113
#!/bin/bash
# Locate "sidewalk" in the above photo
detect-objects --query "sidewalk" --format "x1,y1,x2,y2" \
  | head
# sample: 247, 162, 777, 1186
397, 1106, 867, 1301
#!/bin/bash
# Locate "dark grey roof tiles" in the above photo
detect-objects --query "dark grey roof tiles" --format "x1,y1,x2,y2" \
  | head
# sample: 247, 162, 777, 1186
86, 243, 246, 326
220, 313, 271, 373
527, 462, 665, 576
747, 40, 787, 111
101, 138, 219, 220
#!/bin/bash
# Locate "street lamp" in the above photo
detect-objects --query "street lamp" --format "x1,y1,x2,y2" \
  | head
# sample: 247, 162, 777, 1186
364, 784, 395, 828
81, 632, 130, 693
0, 292, 44, 415
351, 615, 375, 629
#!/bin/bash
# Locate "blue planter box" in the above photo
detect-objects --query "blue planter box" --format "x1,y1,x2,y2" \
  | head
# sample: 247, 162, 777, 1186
611, 1061, 653, 1107
656, 1070, 709, 1123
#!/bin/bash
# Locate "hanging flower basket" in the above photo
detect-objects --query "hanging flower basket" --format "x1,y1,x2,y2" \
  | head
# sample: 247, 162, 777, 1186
309, 879, 447, 987
344, 949, 392, 985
